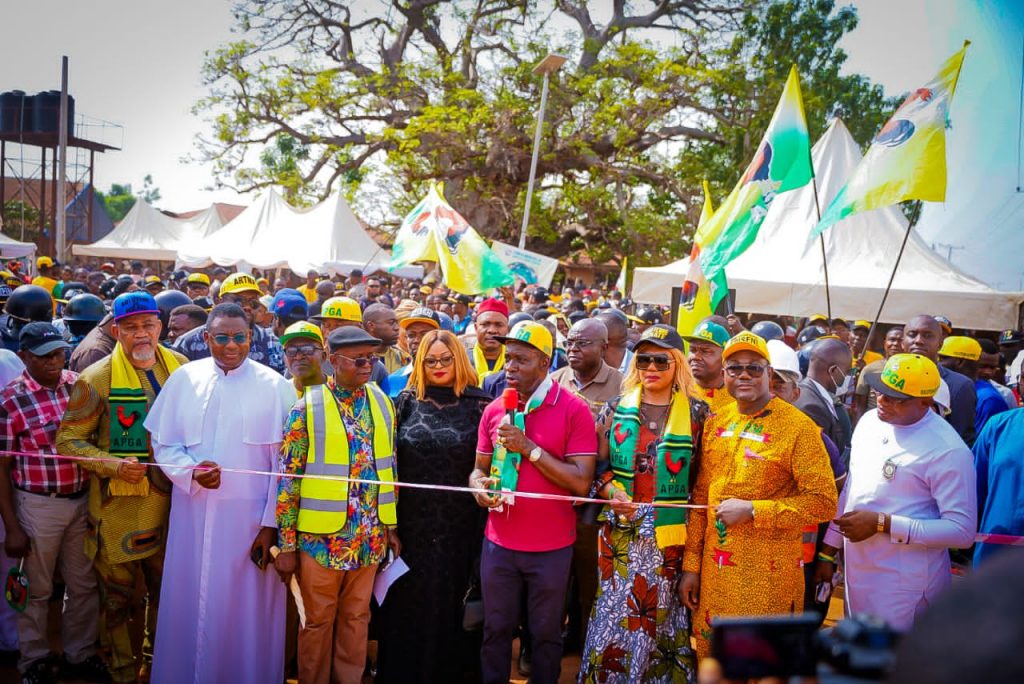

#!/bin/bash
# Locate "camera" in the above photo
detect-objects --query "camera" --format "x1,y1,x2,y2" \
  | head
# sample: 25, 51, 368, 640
712, 613, 900, 682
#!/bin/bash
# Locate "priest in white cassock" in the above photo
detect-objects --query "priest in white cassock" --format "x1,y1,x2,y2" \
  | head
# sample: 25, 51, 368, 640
144, 303, 297, 684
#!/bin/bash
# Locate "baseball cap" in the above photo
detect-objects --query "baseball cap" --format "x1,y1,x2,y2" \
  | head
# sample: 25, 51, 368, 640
448, 293, 472, 306
112, 292, 160, 321
723, 331, 770, 361
36, 256, 54, 269
767, 339, 800, 376
280, 321, 324, 347
186, 273, 211, 286
683, 321, 730, 348
634, 324, 684, 352
852, 319, 872, 331
315, 297, 362, 322
938, 335, 981, 361
219, 273, 261, 296
271, 289, 308, 320
400, 307, 441, 330
258, 295, 273, 311
866, 353, 940, 399
476, 298, 509, 319
998, 329, 1024, 345
100, 262, 116, 273
144, 275, 162, 285
19, 322, 70, 355
629, 307, 663, 326
496, 321, 553, 358
934, 315, 953, 335
326, 326, 382, 351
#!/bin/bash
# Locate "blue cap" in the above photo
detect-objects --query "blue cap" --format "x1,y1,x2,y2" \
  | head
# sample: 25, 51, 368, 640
436, 311, 454, 332
271, 288, 308, 320
112, 292, 160, 321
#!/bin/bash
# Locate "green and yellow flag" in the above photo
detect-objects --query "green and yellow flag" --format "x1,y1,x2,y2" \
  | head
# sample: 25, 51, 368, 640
677, 180, 721, 336
811, 42, 969, 237
698, 66, 813, 301
389, 183, 515, 294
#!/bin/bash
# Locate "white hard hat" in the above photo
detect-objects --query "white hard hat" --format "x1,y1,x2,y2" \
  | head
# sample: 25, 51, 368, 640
767, 339, 801, 377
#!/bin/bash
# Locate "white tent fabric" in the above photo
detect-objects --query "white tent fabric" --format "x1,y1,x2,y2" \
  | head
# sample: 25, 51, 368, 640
0, 225, 37, 258
178, 189, 399, 277
73, 201, 225, 261
632, 119, 1024, 330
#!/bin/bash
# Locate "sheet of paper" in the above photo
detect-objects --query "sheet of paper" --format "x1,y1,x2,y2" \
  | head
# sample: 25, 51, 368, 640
372, 555, 409, 605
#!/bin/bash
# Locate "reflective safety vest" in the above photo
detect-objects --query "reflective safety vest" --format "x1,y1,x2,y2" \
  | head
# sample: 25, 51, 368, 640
297, 383, 397, 534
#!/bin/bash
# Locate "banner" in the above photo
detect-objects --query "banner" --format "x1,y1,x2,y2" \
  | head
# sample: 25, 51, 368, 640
489, 241, 560, 288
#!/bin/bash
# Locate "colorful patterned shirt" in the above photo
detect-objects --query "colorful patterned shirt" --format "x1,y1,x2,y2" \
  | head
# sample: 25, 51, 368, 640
277, 377, 389, 570
0, 369, 83, 494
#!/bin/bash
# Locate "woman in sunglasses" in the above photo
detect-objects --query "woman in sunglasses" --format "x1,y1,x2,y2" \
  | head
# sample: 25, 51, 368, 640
376, 330, 492, 684
678, 331, 838, 663
581, 324, 708, 684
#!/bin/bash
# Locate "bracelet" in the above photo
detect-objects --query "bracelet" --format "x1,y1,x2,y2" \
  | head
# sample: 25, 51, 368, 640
876, 512, 886, 534
817, 552, 836, 564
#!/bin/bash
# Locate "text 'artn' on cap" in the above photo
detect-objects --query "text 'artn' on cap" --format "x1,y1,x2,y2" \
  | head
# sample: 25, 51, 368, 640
496, 321, 553, 358
219, 272, 261, 296
866, 353, 940, 400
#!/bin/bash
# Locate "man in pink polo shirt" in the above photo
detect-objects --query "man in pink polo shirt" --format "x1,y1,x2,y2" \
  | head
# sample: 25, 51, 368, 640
470, 321, 597, 684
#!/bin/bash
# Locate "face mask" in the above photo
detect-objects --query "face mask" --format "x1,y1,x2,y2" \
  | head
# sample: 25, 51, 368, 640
829, 366, 854, 398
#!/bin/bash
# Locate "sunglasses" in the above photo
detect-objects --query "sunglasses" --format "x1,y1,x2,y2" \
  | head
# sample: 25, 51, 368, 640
725, 363, 768, 378
635, 353, 673, 371
284, 344, 322, 359
221, 294, 258, 308
211, 333, 249, 345
423, 355, 455, 368
334, 352, 377, 368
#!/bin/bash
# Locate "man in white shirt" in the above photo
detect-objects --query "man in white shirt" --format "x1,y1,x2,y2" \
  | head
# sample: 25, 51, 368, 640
145, 303, 297, 683
821, 353, 977, 632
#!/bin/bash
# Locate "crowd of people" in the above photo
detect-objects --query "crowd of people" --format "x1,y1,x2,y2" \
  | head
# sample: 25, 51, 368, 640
0, 255, 1020, 684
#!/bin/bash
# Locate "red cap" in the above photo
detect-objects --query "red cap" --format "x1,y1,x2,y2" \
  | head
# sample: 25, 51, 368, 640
476, 297, 509, 319
500, 388, 518, 411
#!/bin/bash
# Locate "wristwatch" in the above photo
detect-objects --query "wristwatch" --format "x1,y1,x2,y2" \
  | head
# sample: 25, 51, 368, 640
876, 512, 886, 533
528, 445, 543, 462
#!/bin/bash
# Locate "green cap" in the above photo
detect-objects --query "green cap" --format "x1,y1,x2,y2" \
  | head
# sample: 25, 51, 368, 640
682, 321, 730, 348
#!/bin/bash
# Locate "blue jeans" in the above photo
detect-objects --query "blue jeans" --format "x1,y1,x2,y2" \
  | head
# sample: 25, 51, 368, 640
480, 539, 573, 684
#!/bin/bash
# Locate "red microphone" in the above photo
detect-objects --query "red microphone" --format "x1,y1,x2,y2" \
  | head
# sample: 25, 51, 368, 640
501, 388, 518, 424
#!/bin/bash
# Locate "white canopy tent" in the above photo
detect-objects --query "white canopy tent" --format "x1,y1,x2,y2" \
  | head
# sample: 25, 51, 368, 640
73, 201, 224, 262
632, 119, 1024, 330
177, 188, 419, 278
0, 227, 37, 258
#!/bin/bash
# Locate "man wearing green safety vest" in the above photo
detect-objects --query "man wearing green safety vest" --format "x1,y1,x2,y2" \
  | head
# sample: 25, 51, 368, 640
274, 325, 401, 684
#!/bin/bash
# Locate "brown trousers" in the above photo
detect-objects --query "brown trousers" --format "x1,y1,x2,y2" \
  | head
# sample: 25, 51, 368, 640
297, 551, 377, 684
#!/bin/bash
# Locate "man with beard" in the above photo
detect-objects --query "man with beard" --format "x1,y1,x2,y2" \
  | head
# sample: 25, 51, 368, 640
56, 292, 187, 683
175, 273, 285, 374
903, 315, 977, 444
683, 320, 733, 413
469, 298, 510, 383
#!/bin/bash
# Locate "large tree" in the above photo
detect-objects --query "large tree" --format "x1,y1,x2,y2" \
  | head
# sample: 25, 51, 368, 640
196, 0, 894, 266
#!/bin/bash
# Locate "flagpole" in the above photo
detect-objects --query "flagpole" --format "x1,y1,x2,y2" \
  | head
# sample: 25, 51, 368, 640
861, 200, 923, 361
810, 177, 832, 323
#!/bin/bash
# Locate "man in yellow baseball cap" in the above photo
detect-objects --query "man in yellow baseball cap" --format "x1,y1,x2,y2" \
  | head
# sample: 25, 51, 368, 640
824, 351, 975, 632
311, 296, 362, 335
937, 336, 1010, 437
185, 272, 211, 299
175, 273, 285, 373
32, 256, 60, 295
280, 321, 327, 393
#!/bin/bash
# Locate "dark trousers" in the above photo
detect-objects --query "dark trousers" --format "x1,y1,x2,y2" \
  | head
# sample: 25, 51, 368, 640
480, 539, 573, 684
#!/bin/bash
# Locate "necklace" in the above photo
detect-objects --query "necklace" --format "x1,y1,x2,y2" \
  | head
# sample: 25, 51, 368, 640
639, 402, 670, 433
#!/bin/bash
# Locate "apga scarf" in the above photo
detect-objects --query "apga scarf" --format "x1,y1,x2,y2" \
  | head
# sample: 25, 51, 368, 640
107, 342, 181, 496
488, 378, 551, 495
609, 386, 693, 548
472, 344, 505, 384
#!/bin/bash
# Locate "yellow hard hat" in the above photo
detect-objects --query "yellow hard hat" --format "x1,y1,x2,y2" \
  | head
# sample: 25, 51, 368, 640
219, 272, 261, 296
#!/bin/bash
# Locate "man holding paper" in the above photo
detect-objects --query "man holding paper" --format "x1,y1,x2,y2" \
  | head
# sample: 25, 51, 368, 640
469, 321, 596, 684
144, 303, 296, 683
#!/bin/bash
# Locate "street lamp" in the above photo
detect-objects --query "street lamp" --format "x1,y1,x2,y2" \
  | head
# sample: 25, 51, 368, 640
518, 53, 567, 249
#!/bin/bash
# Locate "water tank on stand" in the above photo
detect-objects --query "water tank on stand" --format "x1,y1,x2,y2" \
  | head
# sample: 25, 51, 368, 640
31, 90, 75, 136
0, 90, 33, 134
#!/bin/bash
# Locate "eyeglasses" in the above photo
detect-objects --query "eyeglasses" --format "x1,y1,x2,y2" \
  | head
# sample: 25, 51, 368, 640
212, 333, 249, 345
635, 353, 673, 371
221, 294, 258, 309
724, 363, 768, 378
333, 352, 377, 368
284, 344, 321, 359
565, 338, 596, 350
423, 355, 455, 368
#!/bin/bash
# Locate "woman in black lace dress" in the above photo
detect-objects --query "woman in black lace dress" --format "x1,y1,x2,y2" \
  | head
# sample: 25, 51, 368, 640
376, 330, 492, 683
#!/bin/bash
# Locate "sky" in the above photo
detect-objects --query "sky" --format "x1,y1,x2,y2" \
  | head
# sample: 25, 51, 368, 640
2, 0, 1022, 288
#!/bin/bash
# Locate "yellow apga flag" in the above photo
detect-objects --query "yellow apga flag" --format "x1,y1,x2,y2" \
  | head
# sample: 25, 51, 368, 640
676, 180, 720, 337
811, 42, 970, 237
388, 183, 515, 294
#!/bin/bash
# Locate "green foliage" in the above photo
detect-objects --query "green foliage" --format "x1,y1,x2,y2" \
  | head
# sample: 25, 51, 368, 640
1, 200, 46, 242
195, 0, 894, 266
97, 175, 162, 222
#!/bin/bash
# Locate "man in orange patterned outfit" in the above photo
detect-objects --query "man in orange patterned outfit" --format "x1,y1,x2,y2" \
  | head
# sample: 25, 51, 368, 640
679, 332, 838, 660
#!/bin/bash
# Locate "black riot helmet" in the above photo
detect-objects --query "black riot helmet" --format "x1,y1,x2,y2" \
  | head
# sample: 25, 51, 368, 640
63, 293, 107, 338
154, 289, 192, 340
750, 320, 785, 342
4, 285, 54, 324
